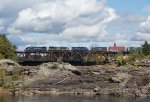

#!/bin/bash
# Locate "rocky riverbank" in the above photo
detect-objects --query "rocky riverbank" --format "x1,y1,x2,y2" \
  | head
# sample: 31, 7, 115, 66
0, 59, 150, 97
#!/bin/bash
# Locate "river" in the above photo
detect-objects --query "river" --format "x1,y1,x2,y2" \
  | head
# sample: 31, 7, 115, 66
0, 95, 149, 102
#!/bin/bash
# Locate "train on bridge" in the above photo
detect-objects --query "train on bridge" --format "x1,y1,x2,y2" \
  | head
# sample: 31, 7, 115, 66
24, 43, 141, 53
16, 43, 142, 65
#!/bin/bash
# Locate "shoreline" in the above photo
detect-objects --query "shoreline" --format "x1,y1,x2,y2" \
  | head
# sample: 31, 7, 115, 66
13, 87, 150, 98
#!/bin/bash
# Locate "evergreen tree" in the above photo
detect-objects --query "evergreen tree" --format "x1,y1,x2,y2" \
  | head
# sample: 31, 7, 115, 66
142, 41, 150, 56
0, 34, 17, 61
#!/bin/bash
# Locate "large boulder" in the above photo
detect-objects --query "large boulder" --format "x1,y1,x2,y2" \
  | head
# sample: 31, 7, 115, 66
63, 63, 81, 75
39, 62, 80, 77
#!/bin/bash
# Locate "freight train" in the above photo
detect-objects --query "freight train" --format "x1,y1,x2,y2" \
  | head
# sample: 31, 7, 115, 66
24, 46, 141, 52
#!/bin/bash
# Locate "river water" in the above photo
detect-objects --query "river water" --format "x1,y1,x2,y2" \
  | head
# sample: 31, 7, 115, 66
0, 95, 149, 102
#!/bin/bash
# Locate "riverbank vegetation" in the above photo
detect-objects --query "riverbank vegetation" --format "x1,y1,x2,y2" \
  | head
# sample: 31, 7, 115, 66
0, 34, 20, 92
104, 41, 150, 67
0, 68, 22, 89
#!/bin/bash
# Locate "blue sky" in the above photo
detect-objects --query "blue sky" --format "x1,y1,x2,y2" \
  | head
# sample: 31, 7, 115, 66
107, 0, 150, 16
0, 0, 150, 50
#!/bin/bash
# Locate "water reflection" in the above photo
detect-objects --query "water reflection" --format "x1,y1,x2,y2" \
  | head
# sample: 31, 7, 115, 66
0, 95, 149, 102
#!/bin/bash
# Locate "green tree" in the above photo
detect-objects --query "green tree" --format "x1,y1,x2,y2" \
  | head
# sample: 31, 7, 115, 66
142, 41, 150, 56
0, 34, 17, 61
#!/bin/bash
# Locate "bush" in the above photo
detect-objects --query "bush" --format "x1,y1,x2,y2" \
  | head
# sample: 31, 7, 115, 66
131, 61, 139, 68
129, 51, 144, 61
142, 41, 150, 56
0, 54, 4, 60
0, 68, 22, 89
11, 69, 21, 81
117, 58, 127, 66
0, 69, 5, 87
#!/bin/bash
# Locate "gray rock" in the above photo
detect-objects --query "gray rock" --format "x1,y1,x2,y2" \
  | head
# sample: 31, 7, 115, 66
109, 73, 131, 84
63, 64, 81, 75
110, 77, 121, 83
39, 62, 81, 76
0, 59, 20, 72
0, 59, 19, 67
93, 87, 100, 92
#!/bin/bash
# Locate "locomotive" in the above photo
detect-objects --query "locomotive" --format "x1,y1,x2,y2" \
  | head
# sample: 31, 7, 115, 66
25, 47, 47, 52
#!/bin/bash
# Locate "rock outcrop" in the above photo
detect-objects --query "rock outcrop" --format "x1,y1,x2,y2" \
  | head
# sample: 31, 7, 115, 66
8, 62, 150, 97
0, 59, 20, 72
39, 62, 81, 77
109, 73, 131, 85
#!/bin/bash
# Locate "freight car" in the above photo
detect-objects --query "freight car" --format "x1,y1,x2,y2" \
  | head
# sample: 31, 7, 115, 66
108, 43, 128, 52
128, 47, 142, 51
71, 47, 89, 52
25, 47, 47, 52
91, 47, 107, 52
108, 47, 127, 52
49, 47, 70, 51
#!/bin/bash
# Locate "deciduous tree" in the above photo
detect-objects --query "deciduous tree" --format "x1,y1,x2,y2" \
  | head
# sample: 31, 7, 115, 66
142, 41, 150, 56
0, 34, 17, 61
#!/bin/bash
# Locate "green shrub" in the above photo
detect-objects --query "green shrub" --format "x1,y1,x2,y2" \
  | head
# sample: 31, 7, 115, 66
117, 58, 126, 66
0, 69, 5, 87
142, 41, 150, 56
11, 69, 21, 81
0, 68, 22, 89
0, 34, 17, 61
0, 54, 4, 60
131, 61, 139, 68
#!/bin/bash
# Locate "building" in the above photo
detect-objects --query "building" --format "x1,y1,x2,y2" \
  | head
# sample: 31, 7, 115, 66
108, 43, 126, 52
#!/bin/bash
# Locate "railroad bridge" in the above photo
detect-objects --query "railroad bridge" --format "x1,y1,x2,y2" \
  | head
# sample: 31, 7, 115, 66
16, 51, 128, 65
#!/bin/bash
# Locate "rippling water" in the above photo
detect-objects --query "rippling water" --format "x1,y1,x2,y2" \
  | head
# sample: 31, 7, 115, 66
0, 95, 149, 102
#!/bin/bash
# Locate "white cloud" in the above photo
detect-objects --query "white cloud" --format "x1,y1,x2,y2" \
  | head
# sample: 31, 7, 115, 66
124, 13, 146, 24
6, 0, 120, 45
0, 0, 148, 49
132, 16, 150, 41
8, 0, 108, 34
115, 40, 144, 47
139, 16, 150, 33
133, 32, 150, 41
